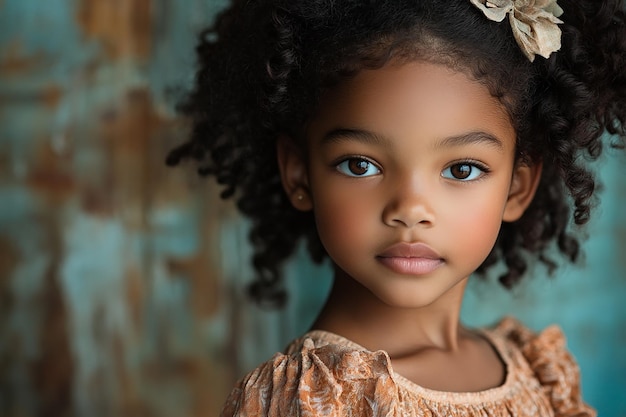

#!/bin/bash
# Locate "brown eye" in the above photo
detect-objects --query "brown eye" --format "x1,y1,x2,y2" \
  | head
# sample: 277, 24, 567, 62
442, 163, 486, 181
450, 164, 472, 179
349, 159, 370, 175
337, 158, 380, 177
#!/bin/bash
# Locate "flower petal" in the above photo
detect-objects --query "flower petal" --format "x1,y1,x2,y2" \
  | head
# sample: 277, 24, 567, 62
535, 0, 564, 17
471, 0, 564, 61
511, 3, 563, 61
470, 0, 514, 22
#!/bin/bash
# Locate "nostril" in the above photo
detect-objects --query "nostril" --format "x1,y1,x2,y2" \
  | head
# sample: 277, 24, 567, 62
386, 215, 433, 228
393, 218, 410, 227
382, 191, 435, 228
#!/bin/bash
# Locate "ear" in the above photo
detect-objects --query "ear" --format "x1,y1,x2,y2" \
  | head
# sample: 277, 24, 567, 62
502, 161, 542, 222
276, 136, 313, 211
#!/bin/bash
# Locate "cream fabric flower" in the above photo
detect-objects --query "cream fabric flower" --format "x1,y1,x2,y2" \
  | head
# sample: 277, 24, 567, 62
470, 0, 564, 61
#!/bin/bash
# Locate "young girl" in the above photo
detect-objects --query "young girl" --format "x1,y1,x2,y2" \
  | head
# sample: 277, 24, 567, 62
168, 0, 626, 415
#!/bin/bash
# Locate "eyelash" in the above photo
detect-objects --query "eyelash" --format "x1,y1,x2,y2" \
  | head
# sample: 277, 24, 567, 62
442, 159, 491, 182
333, 156, 382, 177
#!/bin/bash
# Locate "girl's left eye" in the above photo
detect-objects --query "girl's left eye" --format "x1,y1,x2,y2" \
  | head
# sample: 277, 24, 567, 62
336, 158, 381, 177
441, 162, 487, 181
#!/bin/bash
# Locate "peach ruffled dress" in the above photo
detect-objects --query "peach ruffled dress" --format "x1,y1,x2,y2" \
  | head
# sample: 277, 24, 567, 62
220, 318, 595, 416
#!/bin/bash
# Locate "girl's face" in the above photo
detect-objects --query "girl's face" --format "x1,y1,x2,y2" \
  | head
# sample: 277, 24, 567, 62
281, 61, 538, 309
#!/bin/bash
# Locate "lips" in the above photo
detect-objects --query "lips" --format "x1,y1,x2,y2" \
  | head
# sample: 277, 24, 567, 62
376, 242, 444, 275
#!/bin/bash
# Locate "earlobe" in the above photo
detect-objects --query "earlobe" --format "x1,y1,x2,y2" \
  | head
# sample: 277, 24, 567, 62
276, 136, 313, 211
502, 162, 542, 222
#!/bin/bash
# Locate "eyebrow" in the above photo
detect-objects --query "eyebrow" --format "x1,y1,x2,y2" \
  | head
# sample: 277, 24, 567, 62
437, 131, 505, 153
321, 128, 505, 153
321, 128, 391, 146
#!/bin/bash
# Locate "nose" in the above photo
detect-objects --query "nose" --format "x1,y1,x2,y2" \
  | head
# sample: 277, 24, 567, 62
382, 177, 435, 228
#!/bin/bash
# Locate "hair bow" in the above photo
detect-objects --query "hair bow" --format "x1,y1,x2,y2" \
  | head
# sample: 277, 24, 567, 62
470, 0, 564, 61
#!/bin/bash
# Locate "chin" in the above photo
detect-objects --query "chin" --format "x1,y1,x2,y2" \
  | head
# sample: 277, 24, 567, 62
375, 291, 443, 309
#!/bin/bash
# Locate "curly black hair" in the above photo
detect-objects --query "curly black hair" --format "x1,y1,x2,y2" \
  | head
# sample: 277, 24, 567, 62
167, 0, 626, 307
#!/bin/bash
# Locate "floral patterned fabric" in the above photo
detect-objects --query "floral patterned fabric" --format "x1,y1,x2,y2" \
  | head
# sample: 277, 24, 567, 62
220, 317, 595, 417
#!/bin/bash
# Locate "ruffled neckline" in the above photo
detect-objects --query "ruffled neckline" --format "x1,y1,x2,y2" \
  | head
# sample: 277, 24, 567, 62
299, 326, 518, 405
222, 317, 595, 417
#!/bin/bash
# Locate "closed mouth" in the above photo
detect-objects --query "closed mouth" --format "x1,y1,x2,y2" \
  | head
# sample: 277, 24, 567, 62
376, 242, 444, 275
377, 242, 442, 259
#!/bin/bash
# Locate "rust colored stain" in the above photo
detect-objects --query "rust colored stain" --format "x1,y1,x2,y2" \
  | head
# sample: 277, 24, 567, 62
125, 266, 145, 330
26, 138, 76, 203
0, 238, 19, 343
0, 238, 18, 401
40, 85, 63, 109
101, 89, 164, 153
184, 358, 219, 417
30, 220, 73, 417
0, 40, 47, 77
80, 183, 116, 217
78, 88, 168, 218
0, 82, 62, 110
101, 89, 165, 218
113, 335, 147, 417
77, 0, 152, 60
141, 357, 216, 417
0, 151, 8, 179
167, 255, 219, 318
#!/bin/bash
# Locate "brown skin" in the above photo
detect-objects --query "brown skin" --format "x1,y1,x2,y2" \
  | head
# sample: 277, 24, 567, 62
277, 62, 541, 392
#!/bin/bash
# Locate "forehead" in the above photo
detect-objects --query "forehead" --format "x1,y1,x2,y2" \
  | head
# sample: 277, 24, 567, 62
307, 61, 516, 152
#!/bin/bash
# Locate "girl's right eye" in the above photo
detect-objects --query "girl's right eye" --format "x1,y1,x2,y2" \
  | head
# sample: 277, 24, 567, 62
336, 158, 381, 177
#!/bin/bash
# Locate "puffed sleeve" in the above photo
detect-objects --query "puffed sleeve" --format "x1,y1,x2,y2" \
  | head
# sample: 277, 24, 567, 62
219, 338, 400, 417
498, 318, 596, 417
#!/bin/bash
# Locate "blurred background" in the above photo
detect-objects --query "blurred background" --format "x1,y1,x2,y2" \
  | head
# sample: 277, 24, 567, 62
0, 1, 625, 416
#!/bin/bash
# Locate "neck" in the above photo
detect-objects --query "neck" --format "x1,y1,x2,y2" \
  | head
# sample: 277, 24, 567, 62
312, 268, 469, 356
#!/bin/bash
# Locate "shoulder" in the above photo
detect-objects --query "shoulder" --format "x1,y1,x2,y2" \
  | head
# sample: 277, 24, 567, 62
219, 332, 399, 417
488, 317, 596, 417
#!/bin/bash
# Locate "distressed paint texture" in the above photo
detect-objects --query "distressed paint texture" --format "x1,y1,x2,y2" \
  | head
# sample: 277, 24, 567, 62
0, 1, 624, 417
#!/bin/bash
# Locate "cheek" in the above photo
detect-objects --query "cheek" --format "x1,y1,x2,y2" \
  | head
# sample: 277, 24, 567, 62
444, 189, 508, 249
312, 185, 377, 250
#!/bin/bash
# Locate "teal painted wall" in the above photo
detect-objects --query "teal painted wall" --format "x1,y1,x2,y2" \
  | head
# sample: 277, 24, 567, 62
0, 1, 624, 416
